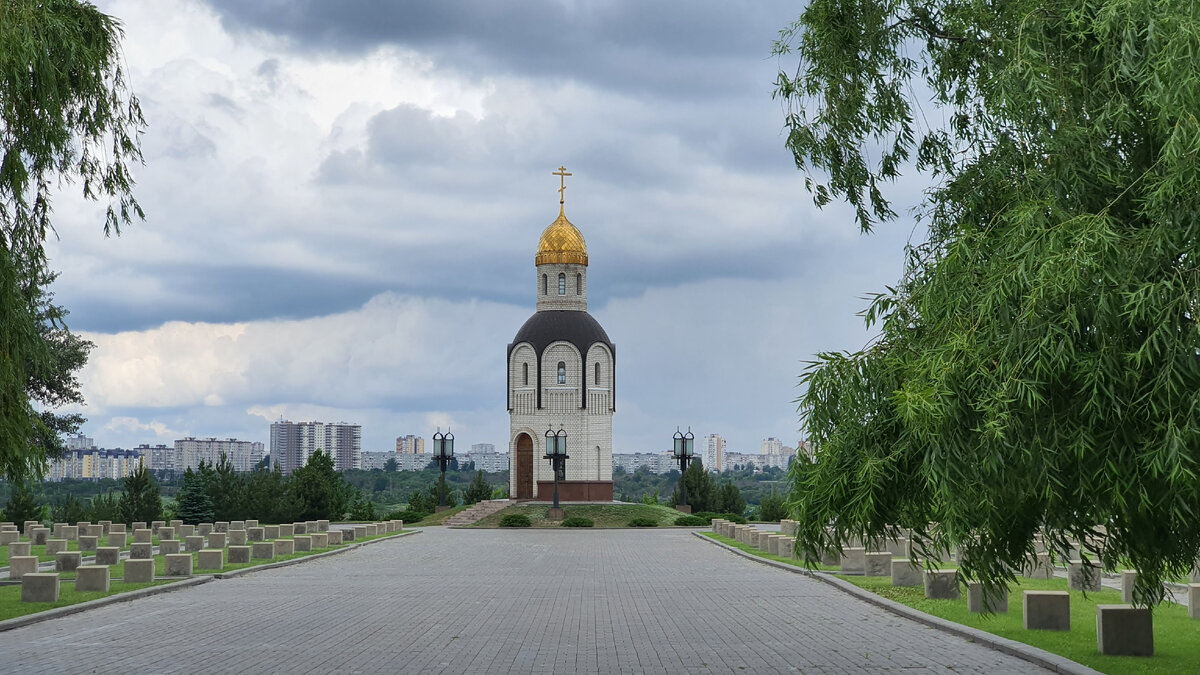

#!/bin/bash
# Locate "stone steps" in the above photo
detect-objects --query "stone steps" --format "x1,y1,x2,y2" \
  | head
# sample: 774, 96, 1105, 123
445, 500, 512, 527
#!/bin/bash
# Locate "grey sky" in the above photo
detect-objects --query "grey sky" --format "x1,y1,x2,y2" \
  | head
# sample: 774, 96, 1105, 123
51, 0, 923, 457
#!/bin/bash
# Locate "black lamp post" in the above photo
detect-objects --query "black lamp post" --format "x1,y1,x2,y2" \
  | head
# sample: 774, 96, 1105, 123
544, 426, 569, 511
432, 428, 454, 510
673, 427, 695, 513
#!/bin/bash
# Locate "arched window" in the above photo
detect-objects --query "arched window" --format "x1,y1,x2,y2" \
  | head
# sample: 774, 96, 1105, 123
523, 362, 529, 385
558, 273, 566, 295
557, 361, 566, 384
576, 273, 582, 295
542, 274, 547, 295
594, 362, 600, 385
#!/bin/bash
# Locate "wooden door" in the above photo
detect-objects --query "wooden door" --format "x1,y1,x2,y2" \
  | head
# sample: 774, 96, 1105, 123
516, 433, 534, 499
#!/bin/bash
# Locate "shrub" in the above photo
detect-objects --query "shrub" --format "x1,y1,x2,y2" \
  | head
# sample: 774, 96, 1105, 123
628, 517, 658, 527
720, 512, 748, 524
562, 517, 594, 527
692, 511, 719, 522
387, 509, 426, 524
674, 515, 708, 526
499, 514, 532, 528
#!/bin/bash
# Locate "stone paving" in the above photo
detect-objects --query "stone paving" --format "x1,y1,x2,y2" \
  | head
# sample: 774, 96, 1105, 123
0, 528, 1046, 673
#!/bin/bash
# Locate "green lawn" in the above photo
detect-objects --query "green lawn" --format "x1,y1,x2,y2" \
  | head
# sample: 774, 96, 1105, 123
0, 580, 174, 622
840, 575, 1200, 674
470, 502, 684, 528
701, 532, 841, 572
699, 531, 1199, 674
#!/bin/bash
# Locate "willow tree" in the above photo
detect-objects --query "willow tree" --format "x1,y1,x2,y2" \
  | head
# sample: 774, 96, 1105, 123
0, 0, 143, 479
775, 0, 1200, 604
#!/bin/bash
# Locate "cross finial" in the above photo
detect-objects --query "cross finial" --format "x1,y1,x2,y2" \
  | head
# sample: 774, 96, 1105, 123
552, 165, 572, 205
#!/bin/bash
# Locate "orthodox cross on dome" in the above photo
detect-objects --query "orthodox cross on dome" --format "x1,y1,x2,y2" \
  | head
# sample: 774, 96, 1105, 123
552, 165, 572, 205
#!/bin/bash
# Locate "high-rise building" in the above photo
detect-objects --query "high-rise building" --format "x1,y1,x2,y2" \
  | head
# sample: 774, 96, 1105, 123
471, 443, 496, 454
46, 448, 145, 481
396, 435, 425, 455
65, 432, 94, 451
761, 437, 784, 455
173, 437, 265, 473
360, 451, 397, 471
704, 434, 725, 472
464, 452, 509, 473
138, 444, 175, 474
271, 421, 362, 474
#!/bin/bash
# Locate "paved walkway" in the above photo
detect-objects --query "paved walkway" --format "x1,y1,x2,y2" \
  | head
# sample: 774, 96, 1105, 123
0, 528, 1045, 673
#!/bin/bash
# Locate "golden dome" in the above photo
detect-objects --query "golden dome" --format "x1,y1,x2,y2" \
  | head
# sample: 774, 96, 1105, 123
535, 206, 588, 266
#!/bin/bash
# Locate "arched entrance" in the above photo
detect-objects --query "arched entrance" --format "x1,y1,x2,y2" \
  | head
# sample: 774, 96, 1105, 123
515, 433, 534, 499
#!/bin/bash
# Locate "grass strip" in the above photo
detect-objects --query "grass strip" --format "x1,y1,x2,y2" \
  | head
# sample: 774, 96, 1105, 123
0, 580, 174, 622
701, 532, 841, 572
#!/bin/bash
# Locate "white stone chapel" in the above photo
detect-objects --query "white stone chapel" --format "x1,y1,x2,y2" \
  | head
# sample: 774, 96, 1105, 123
507, 167, 615, 501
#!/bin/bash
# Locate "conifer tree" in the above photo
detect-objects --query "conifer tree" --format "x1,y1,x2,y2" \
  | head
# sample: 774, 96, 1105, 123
175, 467, 215, 525
118, 464, 162, 525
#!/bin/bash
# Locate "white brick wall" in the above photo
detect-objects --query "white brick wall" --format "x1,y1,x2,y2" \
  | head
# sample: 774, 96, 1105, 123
535, 263, 587, 311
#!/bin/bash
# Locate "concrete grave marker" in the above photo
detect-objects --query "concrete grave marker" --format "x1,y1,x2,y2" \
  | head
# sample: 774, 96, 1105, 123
9, 556, 38, 579
228, 546, 251, 563
55, 551, 82, 572
21, 573, 60, 602
1096, 605, 1153, 656
967, 582, 1008, 613
165, 553, 193, 576
1024, 591, 1070, 630
197, 549, 223, 570
924, 570, 959, 599
75, 565, 110, 592
95, 547, 120, 565
124, 559, 154, 583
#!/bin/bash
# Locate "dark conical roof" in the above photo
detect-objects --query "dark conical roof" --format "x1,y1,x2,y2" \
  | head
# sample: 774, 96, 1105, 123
510, 310, 612, 356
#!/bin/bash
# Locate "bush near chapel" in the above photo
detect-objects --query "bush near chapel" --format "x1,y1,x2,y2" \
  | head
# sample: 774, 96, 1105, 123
628, 517, 658, 528
561, 517, 594, 527
499, 514, 532, 528
674, 515, 708, 526
387, 509, 426, 524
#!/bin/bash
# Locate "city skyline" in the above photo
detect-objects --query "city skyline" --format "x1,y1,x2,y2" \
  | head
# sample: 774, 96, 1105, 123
49, 1, 921, 458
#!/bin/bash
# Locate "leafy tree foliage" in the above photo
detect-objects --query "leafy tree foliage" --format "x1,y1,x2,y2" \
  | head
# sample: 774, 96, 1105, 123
383, 456, 398, 472
175, 467, 215, 525
757, 490, 787, 523
775, 0, 1200, 604
0, 1, 143, 480
4, 480, 42, 529
118, 465, 161, 525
